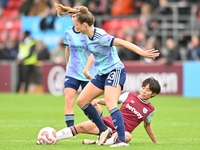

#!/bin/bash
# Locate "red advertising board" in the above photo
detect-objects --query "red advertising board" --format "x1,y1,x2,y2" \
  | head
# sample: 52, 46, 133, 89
123, 61, 183, 95
0, 63, 11, 92
42, 61, 183, 95
42, 62, 66, 96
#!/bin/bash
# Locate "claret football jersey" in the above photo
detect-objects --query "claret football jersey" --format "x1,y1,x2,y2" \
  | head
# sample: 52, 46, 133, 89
118, 92, 156, 133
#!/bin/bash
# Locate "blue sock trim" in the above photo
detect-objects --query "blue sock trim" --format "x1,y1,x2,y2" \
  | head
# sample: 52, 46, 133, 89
65, 114, 74, 127
81, 103, 90, 111
109, 107, 119, 115
65, 114, 74, 121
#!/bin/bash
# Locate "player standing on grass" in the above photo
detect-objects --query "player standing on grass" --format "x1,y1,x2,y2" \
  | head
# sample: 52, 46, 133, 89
54, 3, 160, 147
55, 77, 161, 146
62, 15, 97, 127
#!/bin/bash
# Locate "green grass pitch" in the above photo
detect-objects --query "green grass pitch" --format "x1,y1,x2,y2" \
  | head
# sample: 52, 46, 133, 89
0, 93, 200, 150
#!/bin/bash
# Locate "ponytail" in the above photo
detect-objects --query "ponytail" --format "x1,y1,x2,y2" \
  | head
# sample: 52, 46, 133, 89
54, 3, 94, 26
54, 3, 79, 17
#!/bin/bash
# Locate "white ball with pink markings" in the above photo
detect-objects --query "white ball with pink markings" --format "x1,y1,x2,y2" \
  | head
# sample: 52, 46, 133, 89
37, 127, 58, 145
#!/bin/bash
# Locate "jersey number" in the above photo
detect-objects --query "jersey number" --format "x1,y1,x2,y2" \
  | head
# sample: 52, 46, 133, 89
108, 71, 115, 80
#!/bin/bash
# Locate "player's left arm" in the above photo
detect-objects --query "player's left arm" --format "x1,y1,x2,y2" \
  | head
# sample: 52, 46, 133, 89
113, 38, 159, 59
143, 121, 158, 143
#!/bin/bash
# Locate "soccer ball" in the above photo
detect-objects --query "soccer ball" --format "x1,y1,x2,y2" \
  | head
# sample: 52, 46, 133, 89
38, 127, 58, 145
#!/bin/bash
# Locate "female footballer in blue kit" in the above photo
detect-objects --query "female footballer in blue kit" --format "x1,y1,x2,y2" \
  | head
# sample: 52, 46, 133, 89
55, 3, 160, 147
62, 14, 97, 127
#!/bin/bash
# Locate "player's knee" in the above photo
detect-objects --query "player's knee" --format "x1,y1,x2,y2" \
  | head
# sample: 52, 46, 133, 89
76, 123, 86, 133
76, 98, 85, 108
76, 99, 81, 107
65, 97, 74, 104
125, 132, 132, 142
65, 93, 76, 105
105, 99, 116, 111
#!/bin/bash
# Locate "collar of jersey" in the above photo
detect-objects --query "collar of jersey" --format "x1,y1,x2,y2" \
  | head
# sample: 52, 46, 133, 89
88, 28, 96, 40
73, 26, 81, 34
138, 95, 149, 104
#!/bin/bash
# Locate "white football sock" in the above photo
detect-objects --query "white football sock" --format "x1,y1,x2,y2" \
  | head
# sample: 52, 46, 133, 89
104, 136, 118, 145
94, 136, 118, 145
56, 127, 73, 141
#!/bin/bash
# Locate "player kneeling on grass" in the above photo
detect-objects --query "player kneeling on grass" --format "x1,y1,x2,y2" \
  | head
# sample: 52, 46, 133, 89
56, 77, 161, 146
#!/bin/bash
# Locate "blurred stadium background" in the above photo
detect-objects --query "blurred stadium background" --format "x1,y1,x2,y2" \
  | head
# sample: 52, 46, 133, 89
0, 1, 200, 150
0, 0, 200, 97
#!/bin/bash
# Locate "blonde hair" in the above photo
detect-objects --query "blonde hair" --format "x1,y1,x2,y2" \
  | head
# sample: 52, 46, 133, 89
54, 3, 94, 26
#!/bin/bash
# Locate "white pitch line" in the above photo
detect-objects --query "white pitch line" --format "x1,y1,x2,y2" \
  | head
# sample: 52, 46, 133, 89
0, 139, 81, 143
0, 125, 64, 128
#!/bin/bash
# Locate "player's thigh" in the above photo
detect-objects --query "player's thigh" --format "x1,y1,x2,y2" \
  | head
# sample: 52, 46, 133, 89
77, 82, 103, 107
76, 121, 99, 134
104, 68, 126, 111
104, 85, 121, 111
64, 76, 81, 103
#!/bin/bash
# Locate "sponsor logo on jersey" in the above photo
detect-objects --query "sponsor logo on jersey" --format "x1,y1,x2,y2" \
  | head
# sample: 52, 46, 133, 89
126, 103, 143, 119
143, 107, 148, 113
91, 51, 100, 57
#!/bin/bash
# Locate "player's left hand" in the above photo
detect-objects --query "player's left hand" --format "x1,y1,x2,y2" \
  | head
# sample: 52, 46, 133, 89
83, 70, 93, 79
143, 48, 160, 59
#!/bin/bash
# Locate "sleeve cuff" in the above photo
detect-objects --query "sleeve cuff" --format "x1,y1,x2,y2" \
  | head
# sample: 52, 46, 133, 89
110, 37, 115, 47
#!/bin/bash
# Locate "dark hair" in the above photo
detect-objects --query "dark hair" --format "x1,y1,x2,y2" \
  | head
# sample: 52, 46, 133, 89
54, 3, 94, 26
142, 77, 161, 97
24, 31, 30, 36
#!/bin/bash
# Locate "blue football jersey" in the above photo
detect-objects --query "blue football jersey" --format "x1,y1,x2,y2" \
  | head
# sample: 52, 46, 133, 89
85, 27, 124, 75
63, 26, 96, 81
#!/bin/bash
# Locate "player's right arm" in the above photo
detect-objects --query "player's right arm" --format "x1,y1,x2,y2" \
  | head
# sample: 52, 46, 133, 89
143, 121, 158, 143
83, 53, 94, 79
65, 46, 70, 66
92, 92, 130, 106
91, 92, 130, 116
92, 99, 106, 105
